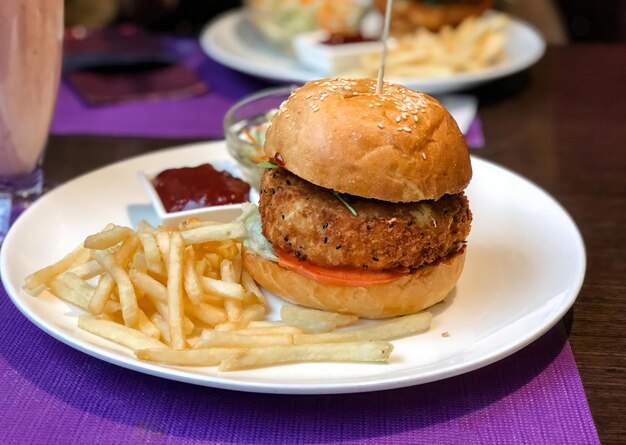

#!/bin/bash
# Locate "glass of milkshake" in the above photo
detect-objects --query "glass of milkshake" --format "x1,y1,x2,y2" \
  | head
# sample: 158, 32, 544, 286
0, 0, 63, 239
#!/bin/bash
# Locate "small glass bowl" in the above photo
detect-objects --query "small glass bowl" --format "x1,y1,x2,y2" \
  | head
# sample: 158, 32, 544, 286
224, 85, 296, 189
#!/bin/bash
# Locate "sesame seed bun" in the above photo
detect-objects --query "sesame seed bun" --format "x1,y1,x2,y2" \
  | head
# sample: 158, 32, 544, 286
243, 247, 466, 319
264, 78, 472, 202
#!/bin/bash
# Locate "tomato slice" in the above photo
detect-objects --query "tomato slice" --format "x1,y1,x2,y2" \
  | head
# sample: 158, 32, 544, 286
277, 252, 405, 287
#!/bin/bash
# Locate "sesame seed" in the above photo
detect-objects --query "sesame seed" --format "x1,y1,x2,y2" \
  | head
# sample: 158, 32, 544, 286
395, 116, 401, 122
285, 114, 290, 118
374, 102, 382, 106
414, 115, 418, 122
421, 152, 426, 159
305, 94, 312, 99
403, 127, 411, 132
352, 91, 359, 96
377, 123, 384, 129
402, 112, 408, 119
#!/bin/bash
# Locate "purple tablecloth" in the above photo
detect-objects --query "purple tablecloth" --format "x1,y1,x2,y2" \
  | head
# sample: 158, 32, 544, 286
0, 280, 598, 444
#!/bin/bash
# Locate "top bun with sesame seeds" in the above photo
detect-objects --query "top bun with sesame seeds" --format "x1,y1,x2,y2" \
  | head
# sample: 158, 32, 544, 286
263, 78, 472, 202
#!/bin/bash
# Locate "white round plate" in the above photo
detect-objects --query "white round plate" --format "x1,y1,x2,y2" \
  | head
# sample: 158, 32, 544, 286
200, 9, 546, 95
1, 141, 584, 395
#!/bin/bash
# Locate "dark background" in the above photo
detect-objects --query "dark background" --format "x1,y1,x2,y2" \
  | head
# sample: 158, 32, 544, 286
65, 0, 626, 42
555, 0, 626, 41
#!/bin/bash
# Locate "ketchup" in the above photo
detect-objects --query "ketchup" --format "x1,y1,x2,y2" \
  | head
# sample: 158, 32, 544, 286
273, 152, 285, 166
153, 164, 250, 213
322, 33, 375, 45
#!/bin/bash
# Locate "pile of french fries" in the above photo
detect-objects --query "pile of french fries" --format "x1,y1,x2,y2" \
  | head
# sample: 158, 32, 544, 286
24, 218, 432, 371
357, 13, 510, 79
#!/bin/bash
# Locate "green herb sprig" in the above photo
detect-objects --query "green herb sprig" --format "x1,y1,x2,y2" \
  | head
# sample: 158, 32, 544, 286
333, 191, 358, 217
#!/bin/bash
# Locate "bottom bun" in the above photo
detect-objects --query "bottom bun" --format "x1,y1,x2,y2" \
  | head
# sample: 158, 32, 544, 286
243, 248, 466, 319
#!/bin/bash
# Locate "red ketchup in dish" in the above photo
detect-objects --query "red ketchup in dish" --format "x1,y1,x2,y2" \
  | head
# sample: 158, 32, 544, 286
153, 164, 250, 212
322, 33, 375, 45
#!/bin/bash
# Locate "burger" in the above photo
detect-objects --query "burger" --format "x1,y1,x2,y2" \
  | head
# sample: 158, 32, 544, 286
374, 0, 493, 34
240, 78, 472, 319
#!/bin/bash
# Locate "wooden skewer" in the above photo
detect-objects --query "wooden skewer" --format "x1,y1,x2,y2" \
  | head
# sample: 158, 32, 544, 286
376, 0, 394, 95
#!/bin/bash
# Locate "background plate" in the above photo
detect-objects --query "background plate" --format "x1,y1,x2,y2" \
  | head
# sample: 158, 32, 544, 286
200, 10, 546, 95
1, 141, 585, 394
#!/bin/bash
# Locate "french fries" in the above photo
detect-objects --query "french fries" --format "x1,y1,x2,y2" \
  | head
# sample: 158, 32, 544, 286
137, 347, 245, 366
26, 216, 434, 372
180, 222, 245, 245
183, 246, 204, 304
355, 13, 510, 79
84, 225, 133, 250
201, 276, 245, 300
219, 342, 393, 371
67, 259, 104, 280
138, 231, 165, 276
167, 232, 186, 350
185, 301, 227, 326
294, 312, 433, 345
281, 305, 358, 333
24, 243, 90, 292
129, 268, 167, 303
199, 330, 293, 348
93, 249, 140, 327
49, 273, 93, 309
88, 273, 115, 314
78, 315, 166, 350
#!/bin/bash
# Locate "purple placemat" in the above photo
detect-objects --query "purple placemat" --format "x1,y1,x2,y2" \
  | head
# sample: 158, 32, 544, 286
50, 37, 271, 139
50, 36, 485, 148
0, 279, 598, 444
465, 115, 485, 149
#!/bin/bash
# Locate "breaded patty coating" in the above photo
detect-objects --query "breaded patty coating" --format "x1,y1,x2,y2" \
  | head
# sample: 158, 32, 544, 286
259, 168, 472, 271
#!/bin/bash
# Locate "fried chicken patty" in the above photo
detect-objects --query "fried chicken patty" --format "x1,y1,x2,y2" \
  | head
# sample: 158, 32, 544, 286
259, 168, 472, 271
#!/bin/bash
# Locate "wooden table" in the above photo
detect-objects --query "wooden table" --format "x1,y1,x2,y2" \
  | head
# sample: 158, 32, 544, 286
44, 45, 626, 443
